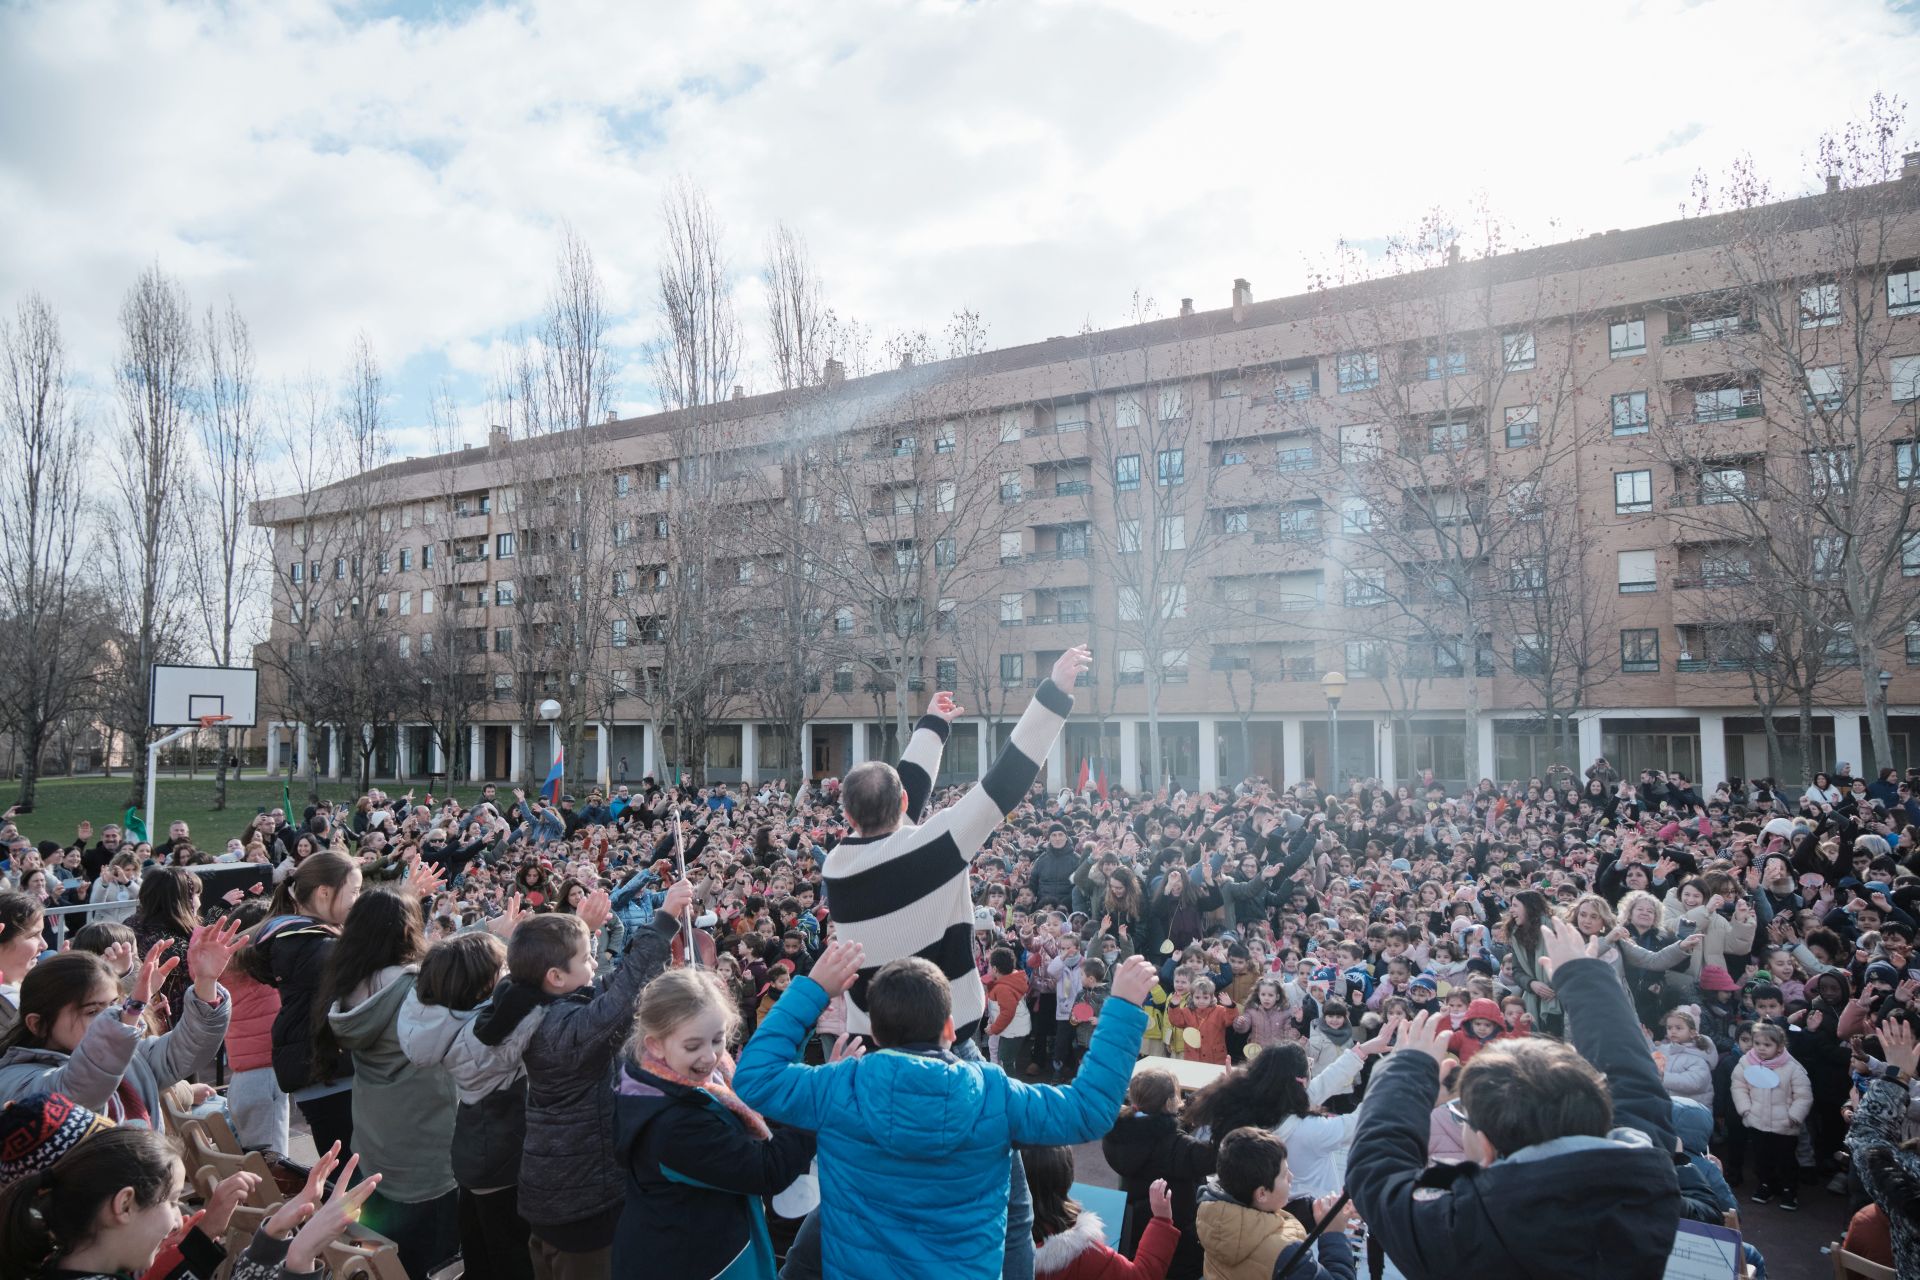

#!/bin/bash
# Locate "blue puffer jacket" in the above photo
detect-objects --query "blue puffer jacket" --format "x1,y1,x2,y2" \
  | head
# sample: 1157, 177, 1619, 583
735, 974, 1146, 1280
610, 869, 667, 934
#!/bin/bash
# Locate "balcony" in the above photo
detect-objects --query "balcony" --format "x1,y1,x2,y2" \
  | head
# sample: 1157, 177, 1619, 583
1117, 670, 1145, 685
1672, 388, 1764, 426
1663, 318, 1756, 346
1054, 480, 1093, 497
1027, 546, 1089, 563
1676, 656, 1761, 673
1255, 526, 1321, 545
1209, 656, 1250, 671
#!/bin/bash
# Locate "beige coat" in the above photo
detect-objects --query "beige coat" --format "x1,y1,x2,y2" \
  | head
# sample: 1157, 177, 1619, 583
1730, 1051, 1812, 1135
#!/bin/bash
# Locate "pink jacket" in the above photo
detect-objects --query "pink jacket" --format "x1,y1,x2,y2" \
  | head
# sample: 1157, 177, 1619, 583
223, 967, 280, 1073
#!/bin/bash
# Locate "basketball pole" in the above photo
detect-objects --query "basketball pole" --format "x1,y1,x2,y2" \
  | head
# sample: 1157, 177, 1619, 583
144, 726, 196, 842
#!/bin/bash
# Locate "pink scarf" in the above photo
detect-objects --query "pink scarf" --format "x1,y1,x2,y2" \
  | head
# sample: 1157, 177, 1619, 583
1745, 1046, 1790, 1071
641, 1050, 771, 1140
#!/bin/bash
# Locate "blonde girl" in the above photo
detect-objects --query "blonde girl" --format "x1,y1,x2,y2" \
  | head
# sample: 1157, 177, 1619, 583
613, 968, 816, 1278
1730, 1021, 1812, 1210
1653, 1006, 1717, 1109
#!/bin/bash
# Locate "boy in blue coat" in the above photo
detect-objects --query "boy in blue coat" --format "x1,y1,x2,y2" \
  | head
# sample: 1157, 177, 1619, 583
734, 939, 1154, 1280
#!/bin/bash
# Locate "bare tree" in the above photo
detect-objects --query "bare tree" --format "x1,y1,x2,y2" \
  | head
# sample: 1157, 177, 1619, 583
188, 297, 266, 808
1683, 93, 1920, 768
653, 176, 742, 413
0, 294, 98, 810
764, 223, 827, 392
1267, 207, 1602, 784
1071, 294, 1228, 789
108, 265, 196, 805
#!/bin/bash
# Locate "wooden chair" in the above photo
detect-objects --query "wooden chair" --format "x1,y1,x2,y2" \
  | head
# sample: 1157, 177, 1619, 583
325, 1231, 409, 1280
186, 1145, 282, 1211
1832, 1241, 1897, 1280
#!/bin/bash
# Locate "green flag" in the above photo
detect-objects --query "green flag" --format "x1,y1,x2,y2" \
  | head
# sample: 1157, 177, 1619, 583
123, 805, 148, 844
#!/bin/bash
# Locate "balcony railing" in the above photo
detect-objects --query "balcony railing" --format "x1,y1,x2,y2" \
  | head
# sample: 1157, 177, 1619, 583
1256, 527, 1320, 544
1676, 656, 1763, 673
1672, 388, 1764, 426
1662, 318, 1755, 346
1054, 480, 1093, 497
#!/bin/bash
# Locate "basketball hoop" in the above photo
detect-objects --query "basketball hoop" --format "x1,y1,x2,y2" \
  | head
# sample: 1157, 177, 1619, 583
197, 714, 233, 732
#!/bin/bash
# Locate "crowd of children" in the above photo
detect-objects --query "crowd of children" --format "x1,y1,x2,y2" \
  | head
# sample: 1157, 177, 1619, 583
0, 719, 1919, 1277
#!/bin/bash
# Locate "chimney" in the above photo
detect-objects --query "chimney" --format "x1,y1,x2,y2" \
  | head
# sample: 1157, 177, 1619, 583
1231, 279, 1252, 320
604, 410, 617, 424
730, 385, 744, 401
899, 351, 914, 369
1179, 298, 1194, 317
486, 424, 508, 449
823, 357, 844, 388
1446, 242, 1461, 266
1825, 173, 1841, 194
1904, 150, 1919, 177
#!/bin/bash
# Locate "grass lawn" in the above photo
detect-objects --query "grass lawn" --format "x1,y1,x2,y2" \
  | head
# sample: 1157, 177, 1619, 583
4, 774, 494, 846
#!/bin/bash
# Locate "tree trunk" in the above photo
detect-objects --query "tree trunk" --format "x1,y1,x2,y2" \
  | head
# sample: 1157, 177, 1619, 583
212, 725, 229, 810
125, 725, 150, 809
16, 720, 44, 813
1145, 674, 1163, 792
1861, 651, 1893, 770
1796, 701, 1815, 780
1762, 716, 1786, 783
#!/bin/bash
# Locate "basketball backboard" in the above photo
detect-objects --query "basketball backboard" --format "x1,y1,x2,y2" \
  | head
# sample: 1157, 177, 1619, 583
150, 664, 259, 728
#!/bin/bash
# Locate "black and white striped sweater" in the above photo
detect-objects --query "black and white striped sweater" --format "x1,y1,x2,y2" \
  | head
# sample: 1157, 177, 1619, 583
825, 678, 1073, 1041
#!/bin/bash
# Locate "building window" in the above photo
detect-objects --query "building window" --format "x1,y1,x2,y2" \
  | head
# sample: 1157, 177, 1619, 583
1159, 515, 1186, 552
1343, 568, 1386, 607
1275, 444, 1315, 472
999, 411, 1025, 442
1610, 391, 1649, 435
1425, 346, 1467, 380
1340, 498, 1372, 534
1808, 448, 1854, 497
892, 434, 916, 457
1157, 386, 1187, 421
934, 537, 956, 567
399, 591, 412, 615
936, 657, 957, 686
1608, 317, 1646, 357
1702, 466, 1747, 504
1000, 593, 1023, 625
1117, 520, 1140, 555
1804, 364, 1845, 409
1617, 549, 1657, 594
1336, 351, 1378, 392
615, 473, 630, 497
397, 635, 410, 659
833, 607, 854, 634
1117, 586, 1142, 622
288, 562, 303, 584
834, 665, 854, 693
495, 581, 514, 606
1219, 449, 1248, 466
1905, 533, 1920, 578
934, 421, 955, 453
1426, 418, 1471, 453
422, 544, 435, 569
493, 627, 513, 654
1508, 556, 1545, 596
1000, 653, 1024, 687
1503, 330, 1536, 371
1115, 453, 1140, 491
1504, 405, 1538, 448
611, 619, 629, 648
1000, 531, 1023, 563
1800, 281, 1842, 328
1338, 423, 1381, 463
1893, 354, 1920, 402
936, 481, 955, 512
1621, 628, 1660, 673
399, 548, 412, 572
999, 470, 1021, 502
496, 532, 515, 559
1346, 640, 1384, 676
1513, 634, 1546, 675
1898, 442, 1920, 489
1614, 469, 1653, 514
1887, 267, 1920, 316
1117, 650, 1145, 684
1161, 648, 1190, 682
1115, 395, 1143, 430
1219, 509, 1249, 534
1156, 448, 1185, 486
421, 589, 434, 614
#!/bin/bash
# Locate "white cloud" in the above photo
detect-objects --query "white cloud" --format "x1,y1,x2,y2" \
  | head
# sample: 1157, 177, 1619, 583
2, 0, 1916, 435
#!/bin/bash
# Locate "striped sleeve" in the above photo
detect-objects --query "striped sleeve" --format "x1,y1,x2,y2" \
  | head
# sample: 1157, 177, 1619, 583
947, 679, 1073, 855
897, 714, 950, 823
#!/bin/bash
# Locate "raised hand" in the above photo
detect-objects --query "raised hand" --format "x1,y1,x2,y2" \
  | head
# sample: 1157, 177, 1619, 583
659, 879, 695, 922
1111, 955, 1157, 1006
577, 889, 612, 933
407, 860, 447, 898
1355, 1015, 1404, 1057
1539, 917, 1600, 976
1880, 1019, 1919, 1077
486, 892, 526, 939
1395, 1011, 1451, 1065
827, 1033, 867, 1063
929, 691, 963, 722
102, 939, 135, 978
285, 1155, 382, 1273
130, 940, 180, 1010
202, 1169, 259, 1239
811, 941, 866, 997
1050, 645, 1092, 691
1149, 1178, 1173, 1220
187, 916, 250, 998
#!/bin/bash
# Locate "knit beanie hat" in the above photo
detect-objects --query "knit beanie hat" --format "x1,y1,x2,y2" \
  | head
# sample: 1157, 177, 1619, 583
0, 1093, 112, 1188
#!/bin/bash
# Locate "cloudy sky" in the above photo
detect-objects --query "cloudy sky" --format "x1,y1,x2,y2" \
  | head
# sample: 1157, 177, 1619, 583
4, 0, 1918, 456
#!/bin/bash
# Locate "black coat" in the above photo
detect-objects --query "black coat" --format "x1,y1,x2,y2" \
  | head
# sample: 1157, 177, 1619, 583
1101, 1110, 1213, 1280
611, 1060, 815, 1279
1030, 847, 1079, 908
1345, 959, 1681, 1280
255, 916, 344, 1093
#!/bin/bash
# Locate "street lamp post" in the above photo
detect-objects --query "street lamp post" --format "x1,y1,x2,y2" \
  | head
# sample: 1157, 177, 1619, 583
1320, 669, 1348, 791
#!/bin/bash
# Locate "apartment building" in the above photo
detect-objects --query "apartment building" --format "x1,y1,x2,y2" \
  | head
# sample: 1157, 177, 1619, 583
256, 165, 1920, 794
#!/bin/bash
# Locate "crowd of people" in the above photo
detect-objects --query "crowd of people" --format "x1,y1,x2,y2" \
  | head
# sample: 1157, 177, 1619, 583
0, 649, 1918, 1279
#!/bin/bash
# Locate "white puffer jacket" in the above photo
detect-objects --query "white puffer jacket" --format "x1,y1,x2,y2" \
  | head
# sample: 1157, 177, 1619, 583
1730, 1051, 1812, 1135
1655, 1038, 1718, 1110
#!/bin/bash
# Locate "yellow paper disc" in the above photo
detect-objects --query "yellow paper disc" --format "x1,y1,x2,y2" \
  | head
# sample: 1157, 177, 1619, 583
1160, 940, 1176, 955
1182, 1026, 1203, 1048
1243, 1042, 1262, 1059
1435, 980, 1452, 996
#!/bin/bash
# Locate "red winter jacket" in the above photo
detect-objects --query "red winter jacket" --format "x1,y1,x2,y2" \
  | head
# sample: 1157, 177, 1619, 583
223, 967, 280, 1073
1444, 998, 1520, 1065
1035, 1211, 1177, 1280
